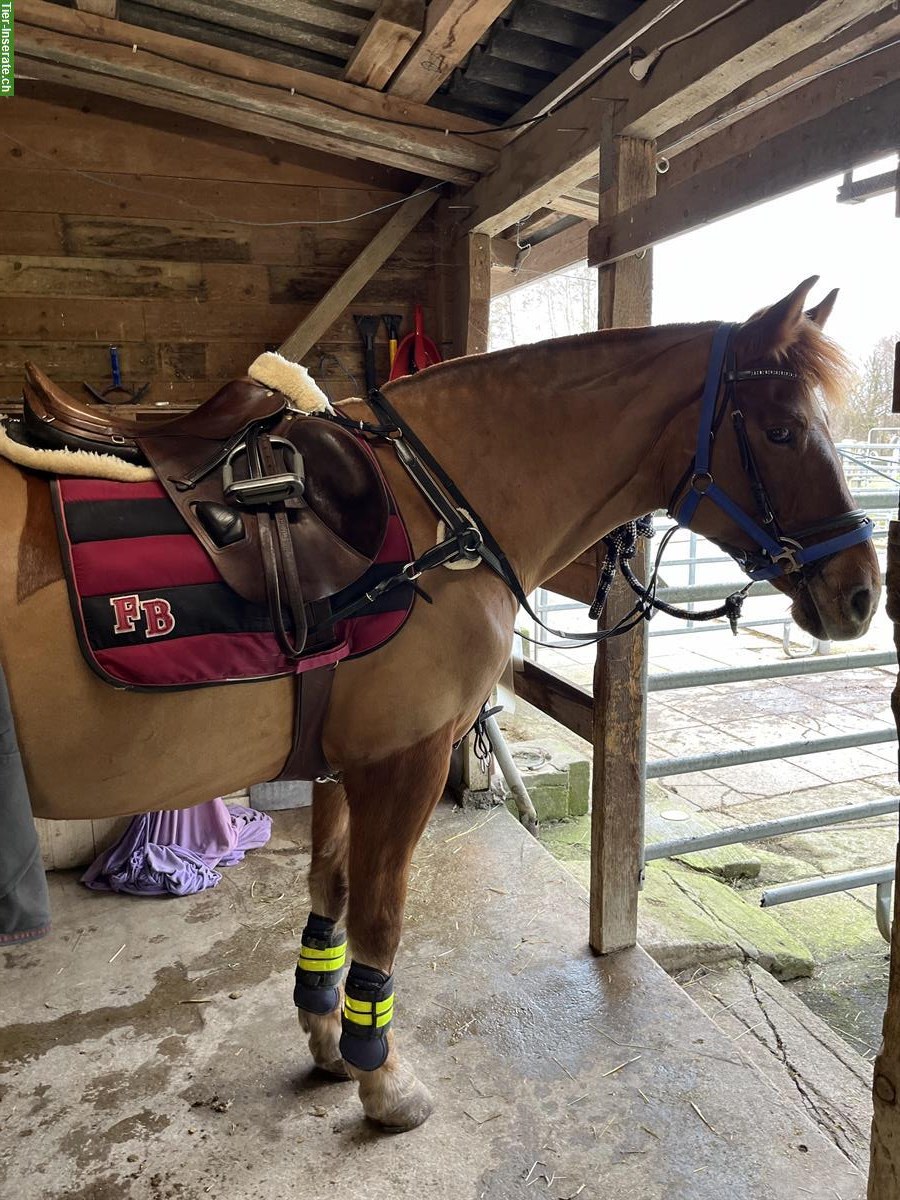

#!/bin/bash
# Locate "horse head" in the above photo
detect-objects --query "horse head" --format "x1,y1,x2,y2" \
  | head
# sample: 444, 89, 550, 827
668, 277, 881, 641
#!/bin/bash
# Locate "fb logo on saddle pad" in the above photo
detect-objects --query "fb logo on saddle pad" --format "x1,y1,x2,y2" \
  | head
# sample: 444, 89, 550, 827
110, 594, 176, 639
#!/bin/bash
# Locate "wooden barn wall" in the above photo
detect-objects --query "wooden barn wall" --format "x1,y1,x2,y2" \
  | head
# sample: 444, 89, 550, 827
0, 82, 448, 412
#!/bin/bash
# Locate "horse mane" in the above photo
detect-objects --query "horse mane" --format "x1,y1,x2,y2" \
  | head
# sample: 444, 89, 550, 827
777, 321, 852, 409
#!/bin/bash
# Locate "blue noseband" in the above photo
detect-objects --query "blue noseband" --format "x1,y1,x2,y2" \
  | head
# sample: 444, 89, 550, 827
670, 323, 874, 582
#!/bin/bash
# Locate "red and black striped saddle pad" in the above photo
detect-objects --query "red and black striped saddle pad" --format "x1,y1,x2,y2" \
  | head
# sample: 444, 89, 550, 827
51, 475, 415, 691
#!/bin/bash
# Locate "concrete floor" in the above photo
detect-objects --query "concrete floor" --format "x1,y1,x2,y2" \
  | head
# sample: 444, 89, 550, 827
1, 806, 866, 1199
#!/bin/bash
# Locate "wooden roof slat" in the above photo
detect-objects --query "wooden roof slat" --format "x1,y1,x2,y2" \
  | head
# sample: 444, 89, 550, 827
122, 0, 361, 63
458, 0, 892, 235
388, 0, 512, 102
16, 0, 501, 181
344, 0, 425, 90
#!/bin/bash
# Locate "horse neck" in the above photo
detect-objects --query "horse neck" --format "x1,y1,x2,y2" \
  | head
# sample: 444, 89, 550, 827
386, 324, 714, 591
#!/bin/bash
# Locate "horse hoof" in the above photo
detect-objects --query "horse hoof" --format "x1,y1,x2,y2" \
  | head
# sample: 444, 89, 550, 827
316, 1057, 350, 1080
369, 1080, 434, 1133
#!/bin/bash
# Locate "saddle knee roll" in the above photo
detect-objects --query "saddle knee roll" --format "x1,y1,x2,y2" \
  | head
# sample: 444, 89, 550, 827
293, 912, 347, 1015
339, 962, 394, 1072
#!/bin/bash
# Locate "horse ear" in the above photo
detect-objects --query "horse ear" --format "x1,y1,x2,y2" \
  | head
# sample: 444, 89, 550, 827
735, 276, 820, 361
806, 287, 839, 329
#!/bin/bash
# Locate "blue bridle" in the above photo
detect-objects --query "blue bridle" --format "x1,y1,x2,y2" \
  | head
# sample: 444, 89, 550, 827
670, 323, 874, 582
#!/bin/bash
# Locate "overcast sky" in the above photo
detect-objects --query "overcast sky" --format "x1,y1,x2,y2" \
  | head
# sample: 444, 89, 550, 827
652, 156, 899, 363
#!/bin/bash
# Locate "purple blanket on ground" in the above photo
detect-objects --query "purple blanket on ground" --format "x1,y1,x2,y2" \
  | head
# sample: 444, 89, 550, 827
81, 799, 271, 897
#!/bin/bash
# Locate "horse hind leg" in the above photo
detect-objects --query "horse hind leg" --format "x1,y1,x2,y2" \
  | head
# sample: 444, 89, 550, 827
340, 724, 454, 1132
296, 780, 350, 1077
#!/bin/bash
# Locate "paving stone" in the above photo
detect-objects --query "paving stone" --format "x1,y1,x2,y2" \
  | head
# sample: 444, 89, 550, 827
644, 797, 761, 881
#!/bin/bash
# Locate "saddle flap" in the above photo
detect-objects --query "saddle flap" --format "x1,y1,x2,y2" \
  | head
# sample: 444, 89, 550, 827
141, 413, 390, 607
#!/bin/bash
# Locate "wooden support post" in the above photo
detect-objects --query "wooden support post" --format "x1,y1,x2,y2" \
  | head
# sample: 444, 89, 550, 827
453, 232, 491, 356
868, 342, 900, 1196
441, 220, 493, 803
589, 124, 656, 955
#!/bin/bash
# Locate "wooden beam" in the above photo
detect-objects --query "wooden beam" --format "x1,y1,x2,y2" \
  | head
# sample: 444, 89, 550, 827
344, 0, 424, 91
590, 131, 655, 957
513, 660, 592, 743
589, 79, 900, 268
279, 185, 440, 362
458, 0, 889, 235
388, 0, 511, 102
491, 221, 592, 297
659, 4, 900, 164
74, 0, 117, 15
15, 0, 499, 182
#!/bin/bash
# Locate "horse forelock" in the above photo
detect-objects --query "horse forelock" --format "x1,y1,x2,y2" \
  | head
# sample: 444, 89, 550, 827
775, 321, 852, 411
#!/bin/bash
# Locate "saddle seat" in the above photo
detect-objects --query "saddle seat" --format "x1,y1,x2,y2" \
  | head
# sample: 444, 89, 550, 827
15, 360, 391, 614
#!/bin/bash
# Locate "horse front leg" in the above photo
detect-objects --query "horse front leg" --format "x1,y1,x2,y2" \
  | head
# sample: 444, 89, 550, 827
340, 725, 454, 1131
295, 780, 350, 1076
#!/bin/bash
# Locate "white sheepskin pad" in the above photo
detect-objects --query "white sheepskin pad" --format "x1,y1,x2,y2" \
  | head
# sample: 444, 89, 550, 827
248, 352, 332, 413
0, 420, 156, 482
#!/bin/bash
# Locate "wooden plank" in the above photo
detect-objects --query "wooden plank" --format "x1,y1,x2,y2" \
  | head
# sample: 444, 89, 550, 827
13, 81, 408, 190
62, 216, 252, 264
870, 510, 900, 1194
19, 55, 473, 183
589, 80, 900, 268
457, 0, 887, 235
0, 255, 205, 300
388, 0, 511, 102
491, 220, 591, 297
344, 0, 424, 90
590, 131, 654, 957
513, 660, 592, 743
0, 340, 157, 378
278, 184, 439, 361
0, 213, 63, 256
75, 0, 117, 15
0, 167, 324, 224
16, 1, 499, 179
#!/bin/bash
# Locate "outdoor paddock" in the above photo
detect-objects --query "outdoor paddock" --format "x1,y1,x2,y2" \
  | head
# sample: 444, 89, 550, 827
1, 2, 899, 1198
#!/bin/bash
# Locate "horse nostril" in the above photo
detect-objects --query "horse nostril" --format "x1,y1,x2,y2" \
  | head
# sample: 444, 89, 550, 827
850, 586, 873, 623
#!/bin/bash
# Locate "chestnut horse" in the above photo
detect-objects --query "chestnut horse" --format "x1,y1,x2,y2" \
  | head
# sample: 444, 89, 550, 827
0, 278, 880, 1130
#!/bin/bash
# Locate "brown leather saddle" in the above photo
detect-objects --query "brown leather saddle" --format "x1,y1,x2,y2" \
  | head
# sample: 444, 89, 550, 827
14, 362, 393, 780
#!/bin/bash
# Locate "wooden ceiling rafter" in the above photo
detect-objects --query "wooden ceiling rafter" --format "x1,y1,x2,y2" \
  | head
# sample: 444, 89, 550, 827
15, 0, 501, 183
344, 0, 424, 90
387, 0, 513, 102
457, 0, 895, 236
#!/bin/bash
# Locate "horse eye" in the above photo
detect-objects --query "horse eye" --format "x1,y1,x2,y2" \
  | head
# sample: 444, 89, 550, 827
766, 426, 792, 444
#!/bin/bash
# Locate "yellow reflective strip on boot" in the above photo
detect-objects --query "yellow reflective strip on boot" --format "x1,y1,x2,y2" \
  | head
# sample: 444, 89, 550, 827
344, 994, 393, 1015
343, 998, 394, 1026
296, 943, 346, 970
342, 1006, 394, 1029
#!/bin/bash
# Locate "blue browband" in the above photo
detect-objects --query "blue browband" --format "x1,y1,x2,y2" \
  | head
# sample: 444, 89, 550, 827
671, 323, 874, 582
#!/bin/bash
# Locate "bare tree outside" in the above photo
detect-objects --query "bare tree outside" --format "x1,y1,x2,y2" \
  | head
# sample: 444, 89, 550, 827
831, 334, 899, 443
